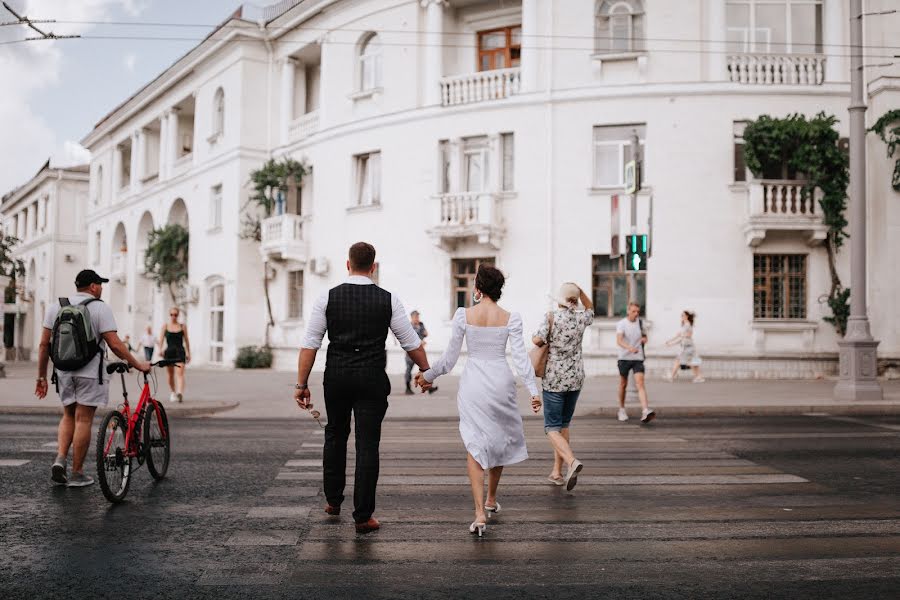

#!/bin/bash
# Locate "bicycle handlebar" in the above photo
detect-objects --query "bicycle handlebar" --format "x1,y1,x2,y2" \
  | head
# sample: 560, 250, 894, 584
105, 360, 183, 375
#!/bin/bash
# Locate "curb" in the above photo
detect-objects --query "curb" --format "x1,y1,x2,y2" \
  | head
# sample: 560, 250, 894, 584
0, 401, 240, 418
585, 404, 900, 417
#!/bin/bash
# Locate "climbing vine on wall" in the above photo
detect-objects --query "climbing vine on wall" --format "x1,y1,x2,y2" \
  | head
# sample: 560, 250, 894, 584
869, 109, 900, 192
743, 113, 850, 335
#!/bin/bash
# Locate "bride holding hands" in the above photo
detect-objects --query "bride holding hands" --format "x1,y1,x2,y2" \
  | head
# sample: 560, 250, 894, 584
417, 265, 541, 537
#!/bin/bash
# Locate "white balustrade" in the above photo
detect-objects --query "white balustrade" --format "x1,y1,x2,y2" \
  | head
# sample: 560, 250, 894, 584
749, 180, 819, 217
261, 213, 307, 260
440, 68, 521, 107
288, 111, 320, 142
436, 193, 499, 226
727, 54, 826, 85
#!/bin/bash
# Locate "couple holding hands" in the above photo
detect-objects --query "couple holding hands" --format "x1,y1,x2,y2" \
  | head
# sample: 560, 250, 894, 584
294, 242, 590, 537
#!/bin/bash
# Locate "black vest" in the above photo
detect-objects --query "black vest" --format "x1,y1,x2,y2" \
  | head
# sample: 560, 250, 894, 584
325, 283, 393, 370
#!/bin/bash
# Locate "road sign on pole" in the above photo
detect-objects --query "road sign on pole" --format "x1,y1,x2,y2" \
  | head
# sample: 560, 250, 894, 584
624, 160, 637, 194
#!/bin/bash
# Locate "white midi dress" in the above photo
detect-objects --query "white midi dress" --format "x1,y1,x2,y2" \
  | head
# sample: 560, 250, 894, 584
424, 308, 540, 470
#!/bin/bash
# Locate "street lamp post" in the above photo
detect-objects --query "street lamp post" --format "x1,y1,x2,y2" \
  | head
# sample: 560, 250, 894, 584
834, 0, 882, 401
626, 131, 642, 403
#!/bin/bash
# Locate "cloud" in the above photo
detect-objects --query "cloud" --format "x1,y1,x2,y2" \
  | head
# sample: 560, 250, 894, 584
0, 1, 145, 195
123, 52, 137, 72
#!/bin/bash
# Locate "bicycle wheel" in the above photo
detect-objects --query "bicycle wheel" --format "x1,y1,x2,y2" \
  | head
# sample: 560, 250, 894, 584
96, 410, 131, 503
144, 401, 170, 480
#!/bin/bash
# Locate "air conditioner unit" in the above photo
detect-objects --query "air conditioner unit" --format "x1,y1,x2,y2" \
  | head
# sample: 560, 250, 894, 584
309, 257, 329, 276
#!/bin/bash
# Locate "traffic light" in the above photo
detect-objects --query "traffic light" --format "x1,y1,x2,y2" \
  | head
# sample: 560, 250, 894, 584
625, 234, 648, 272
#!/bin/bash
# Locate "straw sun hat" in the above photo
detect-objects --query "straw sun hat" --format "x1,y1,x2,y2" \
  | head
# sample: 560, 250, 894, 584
553, 282, 582, 308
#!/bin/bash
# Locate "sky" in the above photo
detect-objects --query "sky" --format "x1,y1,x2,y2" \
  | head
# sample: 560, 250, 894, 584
0, 0, 244, 195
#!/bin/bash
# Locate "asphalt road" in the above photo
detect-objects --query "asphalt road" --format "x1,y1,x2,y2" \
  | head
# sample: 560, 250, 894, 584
1, 413, 898, 599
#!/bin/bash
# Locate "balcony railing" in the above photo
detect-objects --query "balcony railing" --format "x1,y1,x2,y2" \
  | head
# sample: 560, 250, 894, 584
727, 53, 825, 85
743, 180, 827, 246
440, 68, 521, 107
260, 213, 308, 262
429, 192, 504, 250
288, 110, 320, 142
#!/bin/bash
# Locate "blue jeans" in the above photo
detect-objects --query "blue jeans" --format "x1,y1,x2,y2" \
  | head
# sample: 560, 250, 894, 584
543, 389, 580, 433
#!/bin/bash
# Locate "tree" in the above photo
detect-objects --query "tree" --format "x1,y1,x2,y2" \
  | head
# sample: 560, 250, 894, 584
143, 224, 189, 307
242, 158, 308, 346
0, 234, 24, 378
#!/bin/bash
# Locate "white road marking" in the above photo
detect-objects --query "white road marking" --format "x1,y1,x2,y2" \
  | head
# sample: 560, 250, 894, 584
246, 506, 312, 518
284, 459, 320, 468
0, 459, 30, 467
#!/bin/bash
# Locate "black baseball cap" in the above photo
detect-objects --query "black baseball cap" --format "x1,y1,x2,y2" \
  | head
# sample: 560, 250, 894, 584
75, 269, 109, 288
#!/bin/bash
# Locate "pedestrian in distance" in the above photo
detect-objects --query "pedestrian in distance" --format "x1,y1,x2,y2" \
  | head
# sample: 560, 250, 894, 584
665, 310, 706, 383
295, 242, 432, 534
34, 269, 150, 488
616, 302, 656, 424
123, 334, 133, 354
416, 265, 542, 537
532, 282, 593, 491
139, 325, 156, 362
159, 307, 191, 403
405, 310, 437, 395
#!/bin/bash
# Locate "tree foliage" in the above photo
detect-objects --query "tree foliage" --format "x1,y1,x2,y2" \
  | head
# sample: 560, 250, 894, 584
0, 233, 25, 279
743, 113, 850, 335
869, 108, 900, 192
241, 157, 308, 241
143, 224, 189, 305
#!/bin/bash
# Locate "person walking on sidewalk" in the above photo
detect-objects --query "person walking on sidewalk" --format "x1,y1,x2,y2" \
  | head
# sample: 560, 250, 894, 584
139, 325, 156, 362
665, 310, 705, 383
404, 311, 437, 395
532, 282, 593, 490
159, 307, 191, 403
294, 242, 432, 534
34, 269, 150, 487
616, 302, 655, 424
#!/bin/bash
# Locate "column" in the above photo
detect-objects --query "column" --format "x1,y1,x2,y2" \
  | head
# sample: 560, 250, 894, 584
705, 0, 727, 81
130, 131, 140, 191
421, 0, 446, 106
168, 107, 180, 168
520, 0, 539, 92
823, 0, 844, 83
280, 57, 296, 145
158, 112, 169, 180
447, 138, 461, 193
488, 133, 502, 192
112, 146, 122, 192
295, 62, 307, 118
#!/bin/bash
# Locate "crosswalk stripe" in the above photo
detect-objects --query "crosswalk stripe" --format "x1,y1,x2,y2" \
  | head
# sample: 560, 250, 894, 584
0, 459, 30, 467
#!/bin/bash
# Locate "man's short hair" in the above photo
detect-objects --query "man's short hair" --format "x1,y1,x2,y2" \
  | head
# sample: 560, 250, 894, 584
628, 302, 642, 310
348, 242, 376, 271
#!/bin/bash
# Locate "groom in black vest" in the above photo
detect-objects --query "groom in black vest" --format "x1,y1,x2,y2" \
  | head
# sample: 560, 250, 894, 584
294, 242, 431, 533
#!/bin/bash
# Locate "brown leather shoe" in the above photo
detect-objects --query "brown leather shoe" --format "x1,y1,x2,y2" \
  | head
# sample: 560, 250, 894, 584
355, 518, 380, 534
324, 504, 341, 516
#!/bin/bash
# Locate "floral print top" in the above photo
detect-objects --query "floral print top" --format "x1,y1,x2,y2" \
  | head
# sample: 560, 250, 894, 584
532, 307, 594, 392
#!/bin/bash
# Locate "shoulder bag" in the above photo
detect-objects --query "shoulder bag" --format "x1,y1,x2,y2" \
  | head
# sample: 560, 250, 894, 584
528, 312, 554, 378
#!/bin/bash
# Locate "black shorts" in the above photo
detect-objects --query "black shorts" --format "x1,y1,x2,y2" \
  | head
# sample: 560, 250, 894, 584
164, 348, 185, 361
618, 360, 645, 377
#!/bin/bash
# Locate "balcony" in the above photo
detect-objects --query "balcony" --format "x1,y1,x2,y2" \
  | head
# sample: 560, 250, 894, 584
111, 252, 127, 283
288, 111, 319, 142
743, 180, 828, 247
440, 68, 521, 107
428, 192, 504, 251
260, 214, 308, 262
727, 54, 825, 86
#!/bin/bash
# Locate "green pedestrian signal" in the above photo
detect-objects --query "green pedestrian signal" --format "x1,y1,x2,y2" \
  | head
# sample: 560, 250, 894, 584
626, 234, 648, 272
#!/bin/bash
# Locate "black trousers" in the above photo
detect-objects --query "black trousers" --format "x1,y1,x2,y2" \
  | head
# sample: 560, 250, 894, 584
322, 369, 389, 523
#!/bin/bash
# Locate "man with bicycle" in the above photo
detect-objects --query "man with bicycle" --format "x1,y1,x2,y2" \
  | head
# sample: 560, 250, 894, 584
35, 270, 150, 487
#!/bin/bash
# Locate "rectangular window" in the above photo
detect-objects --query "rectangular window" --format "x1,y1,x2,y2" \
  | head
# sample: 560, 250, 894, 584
463, 136, 489, 193
451, 257, 495, 313
210, 184, 223, 230
592, 255, 646, 318
592, 124, 646, 188
733, 121, 747, 182
477, 26, 521, 71
209, 284, 225, 363
726, 0, 822, 54
501, 133, 514, 191
439, 140, 451, 194
753, 254, 807, 319
287, 270, 303, 320
94, 231, 101, 265
355, 151, 381, 206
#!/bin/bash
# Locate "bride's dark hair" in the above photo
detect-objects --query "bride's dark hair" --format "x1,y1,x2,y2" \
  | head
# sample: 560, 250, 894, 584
475, 265, 505, 302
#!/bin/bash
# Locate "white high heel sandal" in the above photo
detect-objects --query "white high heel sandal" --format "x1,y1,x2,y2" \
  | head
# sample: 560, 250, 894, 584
485, 502, 501, 517
469, 521, 486, 537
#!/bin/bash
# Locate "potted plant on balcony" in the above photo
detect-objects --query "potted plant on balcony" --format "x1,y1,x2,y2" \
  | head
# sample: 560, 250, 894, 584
242, 158, 308, 347
0, 233, 25, 378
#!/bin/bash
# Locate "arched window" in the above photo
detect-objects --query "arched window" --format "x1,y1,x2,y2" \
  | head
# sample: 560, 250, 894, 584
595, 0, 645, 54
212, 88, 225, 138
94, 165, 103, 205
359, 33, 382, 91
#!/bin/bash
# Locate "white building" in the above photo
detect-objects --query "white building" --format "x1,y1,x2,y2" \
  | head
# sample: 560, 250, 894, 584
1, 162, 90, 360
65, 0, 900, 377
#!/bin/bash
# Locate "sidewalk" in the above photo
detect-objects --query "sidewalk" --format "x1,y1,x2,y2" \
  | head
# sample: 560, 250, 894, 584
1, 361, 898, 418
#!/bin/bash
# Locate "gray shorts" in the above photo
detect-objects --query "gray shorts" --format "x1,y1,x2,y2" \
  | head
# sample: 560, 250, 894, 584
58, 375, 109, 408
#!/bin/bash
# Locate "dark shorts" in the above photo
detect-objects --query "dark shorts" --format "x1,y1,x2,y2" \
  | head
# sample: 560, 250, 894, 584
164, 348, 185, 361
543, 389, 580, 433
618, 360, 645, 377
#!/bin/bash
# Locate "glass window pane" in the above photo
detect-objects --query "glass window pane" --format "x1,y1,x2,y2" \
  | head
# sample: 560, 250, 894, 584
465, 153, 483, 192
726, 4, 751, 53
594, 282, 610, 317
791, 4, 821, 54
511, 27, 522, 46
613, 276, 628, 317
755, 4, 786, 53
481, 32, 506, 50
610, 14, 630, 52
594, 144, 620, 186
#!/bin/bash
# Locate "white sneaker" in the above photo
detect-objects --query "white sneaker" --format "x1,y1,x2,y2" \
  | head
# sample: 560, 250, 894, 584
692, 377, 706, 383
641, 408, 656, 424
617, 408, 628, 422
169, 392, 178, 403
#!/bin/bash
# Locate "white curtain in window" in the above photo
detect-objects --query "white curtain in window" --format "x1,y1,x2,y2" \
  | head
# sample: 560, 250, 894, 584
359, 34, 382, 90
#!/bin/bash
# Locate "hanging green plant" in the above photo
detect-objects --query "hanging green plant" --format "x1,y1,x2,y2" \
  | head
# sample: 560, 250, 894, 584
743, 112, 850, 335
869, 108, 900, 192
242, 157, 309, 346
144, 224, 189, 306
0, 233, 25, 280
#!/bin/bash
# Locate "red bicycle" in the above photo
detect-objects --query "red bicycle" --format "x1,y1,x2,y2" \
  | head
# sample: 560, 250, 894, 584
95, 359, 181, 503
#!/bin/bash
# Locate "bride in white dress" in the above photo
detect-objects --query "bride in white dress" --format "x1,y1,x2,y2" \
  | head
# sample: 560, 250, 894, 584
418, 265, 541, 537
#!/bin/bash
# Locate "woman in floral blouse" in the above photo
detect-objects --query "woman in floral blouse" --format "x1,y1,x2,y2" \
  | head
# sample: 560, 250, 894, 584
532, 283, 594, 491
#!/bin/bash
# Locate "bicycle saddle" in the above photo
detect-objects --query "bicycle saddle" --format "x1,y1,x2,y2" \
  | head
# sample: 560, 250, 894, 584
106, 362, 130, 374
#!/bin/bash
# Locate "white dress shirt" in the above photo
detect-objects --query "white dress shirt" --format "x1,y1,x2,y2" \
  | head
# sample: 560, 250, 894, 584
300, 275, 423, 352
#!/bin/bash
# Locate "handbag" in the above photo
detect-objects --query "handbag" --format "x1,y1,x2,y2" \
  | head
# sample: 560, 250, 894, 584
528, 312, 554, 378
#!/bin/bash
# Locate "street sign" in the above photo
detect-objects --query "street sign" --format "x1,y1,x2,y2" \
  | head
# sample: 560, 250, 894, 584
610, 194, 621, 259
624, 160, 637, 194
625, 234, 648, 272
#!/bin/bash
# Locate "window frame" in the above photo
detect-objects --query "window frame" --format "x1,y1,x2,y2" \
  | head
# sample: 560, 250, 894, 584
208, 282, 226, 364
477, 25, 522, 72
501, 132, 515, 192
462, 137, 490, 193
753, 254, 807, 320
592, 125, 646, 189
287, 269, 303, 321
725, 0, 824, 55
354, 151, 382, 207
592, 254, 646, 318
212, 87, 225, 139
450, 257, 495, 315
209, 184, 223, 231
359, 33, 383, 91
595, 0, 646, 54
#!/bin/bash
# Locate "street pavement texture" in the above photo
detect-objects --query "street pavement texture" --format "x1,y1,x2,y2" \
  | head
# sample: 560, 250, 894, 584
1, 413, 898, 599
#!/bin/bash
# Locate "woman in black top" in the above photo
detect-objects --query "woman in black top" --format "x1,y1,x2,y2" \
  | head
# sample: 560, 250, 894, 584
159, 307, 191, 403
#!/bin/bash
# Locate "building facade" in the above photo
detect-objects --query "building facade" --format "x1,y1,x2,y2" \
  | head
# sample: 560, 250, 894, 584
39, 0, 900, 377
1, 163, 90, 360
